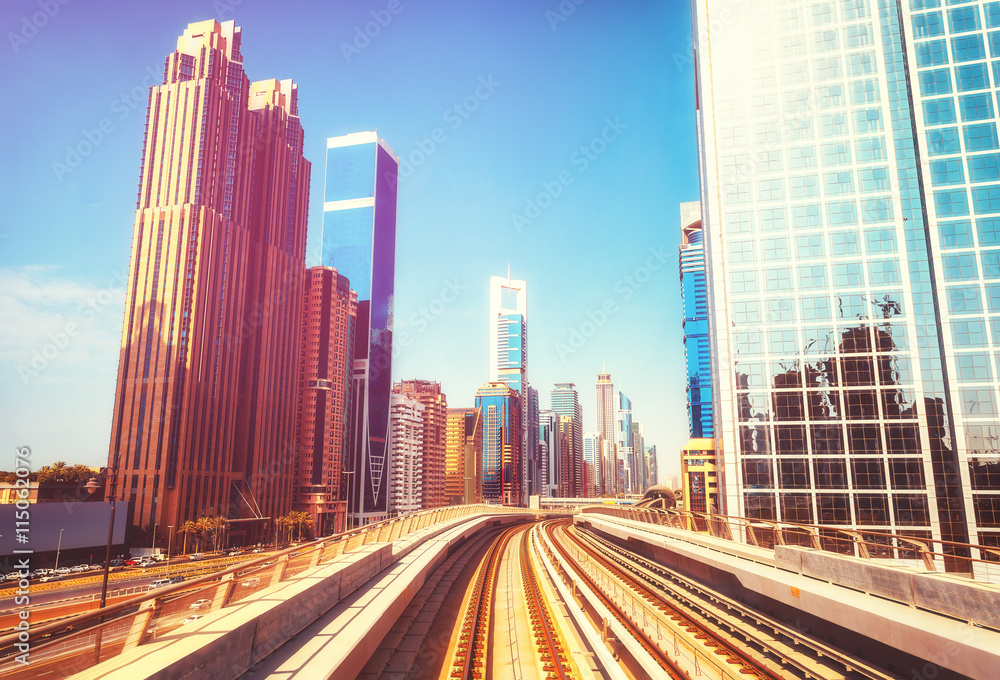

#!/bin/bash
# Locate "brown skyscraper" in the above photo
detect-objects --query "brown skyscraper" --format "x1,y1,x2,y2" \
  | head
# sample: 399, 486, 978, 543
392, 380, 448, 510
294, 267, 356, 535
445, 407, 481, 504
107, 20, 310, 541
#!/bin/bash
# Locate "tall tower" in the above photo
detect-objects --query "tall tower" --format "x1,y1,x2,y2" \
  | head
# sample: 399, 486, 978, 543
583, 432, 603, 498
693, 0, 1000, 565
322, 131, 398, 527
679, 201, 715, 439
616, 391, 634, 493
445, 407, 481, 504
595, 368, 616, 495
551, 383, 583, 497
538, 411, 560, 498
474, 381, 522, 505
294, 267, 356, 536
388, 393, 424, 516
393, 380, 448, 510
107, 20, 310, 539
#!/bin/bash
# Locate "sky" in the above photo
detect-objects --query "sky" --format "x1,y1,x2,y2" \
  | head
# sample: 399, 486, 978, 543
0, 0, 698, 481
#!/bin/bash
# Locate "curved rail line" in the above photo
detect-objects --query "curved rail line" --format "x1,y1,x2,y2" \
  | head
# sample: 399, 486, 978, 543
573, 522, 898, 680
520, 526, 575, 680
542, 520, 688, 679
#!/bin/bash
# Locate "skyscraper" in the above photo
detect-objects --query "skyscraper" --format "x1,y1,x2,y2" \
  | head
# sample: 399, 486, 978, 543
595, 368, 617, 495
632, 420, 647, 492
322, 131, 398, 526
539, 411, 560, 497
680, 201, 715, 439
557, 415, 577, 497
583, 432, 604, 498
694, 0, 1000, 563
294, 267, 356, 536
474, 381, 522, 505
617, 391, 634, 494
107, 20, 309, 539
445, 407, 481, 504
551, 382, 583, 496
393, 380, 448, 509
388, 393, 424, 515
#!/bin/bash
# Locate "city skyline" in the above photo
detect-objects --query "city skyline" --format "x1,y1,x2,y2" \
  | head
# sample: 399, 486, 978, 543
0, 1, 694, 482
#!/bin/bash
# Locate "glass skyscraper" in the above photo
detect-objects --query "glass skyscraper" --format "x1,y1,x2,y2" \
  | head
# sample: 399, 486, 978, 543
694, 0, 1000, 566
680, 201, 715, 439
551, 383, 583, 496
322, 131, 398, 526
475, 382, 522, 505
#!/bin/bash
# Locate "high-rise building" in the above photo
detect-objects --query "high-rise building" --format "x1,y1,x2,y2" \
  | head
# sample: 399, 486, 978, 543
393, 380, 448, 509
694, 0, 1000, 563
680, 201, 715, 439
322, 131, 398, 527
682, 440, 718, 514
474, 381, 522, 505
595, 368, 617, 495
107, 20, 310, 540
294, 267, 356, 536
550, 383, 583, 497
526, 385, 540, 496
388, 393, 424, 515
557, 415, 577, 497
632, 420, 647, 492
583, 432, 603, 498
539, 411, 560, 497
645, 445, 659, 489
445, 407, 481, 504
617, 392, 634, 493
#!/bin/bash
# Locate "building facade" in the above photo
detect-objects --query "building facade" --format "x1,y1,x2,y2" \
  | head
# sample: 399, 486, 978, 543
107, 20, 309, 538
393, 380, 448, 509
475, 382, 522, 505
294, 267, 356, 536
322, 131, 398, 527
445, 407, 481, 504
617, 392, 634, 494
388, 393, 424, 515
595, 369, 617, 495
682, 440, 719, 514
583, 432, 603, 498
680, 201, 716, 439
694, 0, 1000, 563
540, 411, 561, 497
551, 383, 584, 497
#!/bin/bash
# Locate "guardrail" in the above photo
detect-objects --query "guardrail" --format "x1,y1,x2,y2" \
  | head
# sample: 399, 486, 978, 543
581, 506, 1000, 583
0, 504, 531, 678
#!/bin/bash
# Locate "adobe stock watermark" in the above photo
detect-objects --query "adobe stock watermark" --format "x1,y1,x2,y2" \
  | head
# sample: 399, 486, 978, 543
7, 0, 70, 54
546, 0, 587, 31
213, 0, 244, 20
18, 267, 128, 385
555, 245, 670, 360
51, 65, 160, 182
340, 0, 404, 63
512, 117, 627, 233
392, 76, 501, 185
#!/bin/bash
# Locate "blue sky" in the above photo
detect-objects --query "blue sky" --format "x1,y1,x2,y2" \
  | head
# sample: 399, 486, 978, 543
0, 0, 697, 481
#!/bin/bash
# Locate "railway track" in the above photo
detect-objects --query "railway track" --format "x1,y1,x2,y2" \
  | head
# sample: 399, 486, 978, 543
520, 525, 576, 680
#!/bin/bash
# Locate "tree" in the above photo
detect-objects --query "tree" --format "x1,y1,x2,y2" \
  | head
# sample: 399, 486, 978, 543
37, 461, 69, 483
178, 521, 200, 555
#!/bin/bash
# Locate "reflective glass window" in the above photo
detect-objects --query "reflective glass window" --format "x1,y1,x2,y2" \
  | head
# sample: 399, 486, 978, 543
927, 128, 961, 155
952, 35, 986, 63
916, 40, 948, 67
923, 99, 957, 124
935, 188, 970, 216
968, 154, 1000, 182
964, 123, 999, 150
972, 185, 1000, 213
914, 11, 945, 37
956, 64, 989, 91
931, 158, 965, 184
948, 6, 981, 33
960, 94, 994, 121
940, 219, 975, 248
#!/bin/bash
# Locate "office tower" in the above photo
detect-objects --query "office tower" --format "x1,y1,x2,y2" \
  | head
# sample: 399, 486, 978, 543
680, 202, 716, 439
595, 368, 617, 495
392, 380, 448, 509
539, 411, 560, 497
294, 267, 356, 536
682, 440, 718, 514
445, 407, 481, 504
617, 392, 634, 493
645, 445, 659, 488
550, 383, 583, 497
322, 131, 398, 526
583, 432, 604, 498
388, 393, 424, 515
526, 385, 540, 496
632, 421, 647, 492
694, 0, 1000, 563
557, 415, 577, 497
475, 382, 522, 505
107, 20, 310, 538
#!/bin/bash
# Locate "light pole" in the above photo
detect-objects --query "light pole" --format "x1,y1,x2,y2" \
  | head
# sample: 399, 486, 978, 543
54, 528, 64, 570
166, 526, 174, 577
150, 524, 157, 556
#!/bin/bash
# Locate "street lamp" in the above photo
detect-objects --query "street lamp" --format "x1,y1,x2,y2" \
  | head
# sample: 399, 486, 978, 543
54, 528, 64, 570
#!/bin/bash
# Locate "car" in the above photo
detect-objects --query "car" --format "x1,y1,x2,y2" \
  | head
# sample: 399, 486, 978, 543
241, 577, 260, 588
90, 564, 104, 571
189, 598, 212, 611
251, 548, 265, 553
70, 565, 88, 573
147, 579, 170, 591
260, 561, 275, 567
167, 576, 185, 584
55, 567, 72, 575
5, 572, 21, 581
40, 574, 63, 583
110, 559, 123, 567
228, 550, 242, 556
188, 553, 205, 561
124, 559, 140, 566
182, 615, 203, 626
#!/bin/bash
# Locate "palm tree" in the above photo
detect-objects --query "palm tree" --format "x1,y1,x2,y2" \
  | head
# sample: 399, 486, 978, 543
178, 521, 199, 555
214, 516, 228, 551
286, 511, 313, 542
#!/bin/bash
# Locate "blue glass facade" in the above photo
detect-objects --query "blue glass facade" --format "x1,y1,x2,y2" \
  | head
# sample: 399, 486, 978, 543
475, 382, 522, 505
679, 203, 715, 439
322, 133, 398, 524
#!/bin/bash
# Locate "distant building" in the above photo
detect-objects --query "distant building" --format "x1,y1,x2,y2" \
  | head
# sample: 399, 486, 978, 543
393, 380, 448, 510
583, 433, 603, 498
632, 421, 646, 492
679, 201, 713, 440
645, 445, 659, 489
617, 392, 634, 494
595, 369, 616, 495
539, 411, 560, 498
294, 267, 356, 536
475, 382, 522, 505
388, 393, 424, 515
445, 407, 481, 504
557, 415, 577, 497
682, 440, 718, 514
551, 383, 583, 496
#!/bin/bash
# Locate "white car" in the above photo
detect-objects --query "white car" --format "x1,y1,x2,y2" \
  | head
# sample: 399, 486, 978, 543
228, 550, 241, 556
90, 564, 104, 571
40, 574, 63, 583
182, 615, 203, 626
55, 567, 72, 575
241, 577, 260, 588
70, 565, 88, 573
189, 599, 212, 611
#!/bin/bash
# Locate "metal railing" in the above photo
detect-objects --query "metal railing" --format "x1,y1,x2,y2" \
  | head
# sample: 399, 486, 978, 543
582, 505, 1000, 583
0, 504, 531, 678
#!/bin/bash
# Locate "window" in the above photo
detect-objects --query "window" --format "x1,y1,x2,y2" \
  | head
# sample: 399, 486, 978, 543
984, 249, 1000, 278
813, 459, 846, 488
760, 208, 786, 231
766, 268, 792, 291
789, 146, 817, 169
755, 122, 780, 145
820, 114, 847, 137
831, 230, 860, 254
913, 11, 945, 37
727, 211, 752, 233
799, 264, 828, 289
763, 237, 789, 261
973, 185, 1000, 213
940, 220, 974, 248
957, 64, 989, 91
945, 254, 980, 281
866, 228, 897, 254
852, 459, 885, 489
924, 99, 957, 125
949, 6, 982, 33
851, 79, 879, 104
956, 352, 991, 380
729, 241, 754, 263
968, 154, 1000, 182
854, 109, 883, 133
817, 85, 845, 108
802, 295, 831, 320
990, 31, 1000, 58
726, 182, 750, 204
828, 201, 858, 225
869, 259, 901, 285
786, 118, 815, 141
824, 171, 855, 195
848, 52, 875, 76
821, 142, 851, 166
857, 137, 886, 162
797, 235, 824, 258
759, 179, 784, 201
936, 189, 970, 216
927, 128, 961, 155
842, 0, 868, 20
815, 57, 842, 81
920, 69, 952, 95
949, 285, 984, 313
931, 158, 965, 185
732, 301, 760, 323
845, 24, 872, 47
757, 150, 781, 172
965, 123, 999, 151
862, 198, 893, 223
835, 262, 863, 286
860, 167, 890, 192
963, 388, 998, 414
791, 175, 819, 197
953, 35, 986, 62
988, 2, 1000, 28
731, 270, 757, 294
793, 205, 822, 227
960, 94, 994, 121
916, 40, 948, 67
